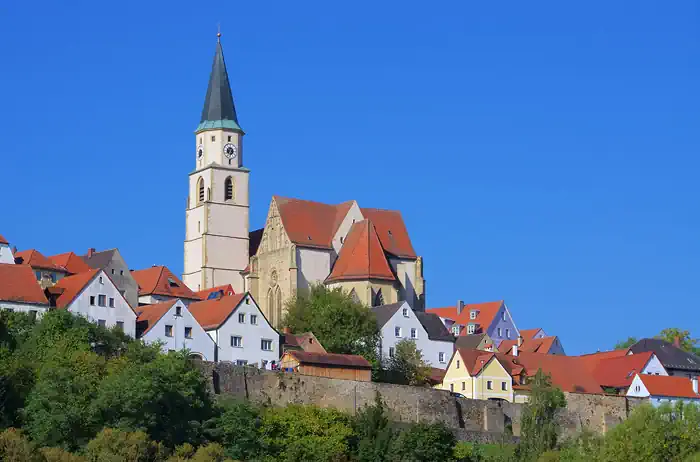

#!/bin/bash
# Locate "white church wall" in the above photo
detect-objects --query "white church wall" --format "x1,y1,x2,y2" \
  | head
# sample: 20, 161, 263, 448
0, 244, 14, 264
207, 202, 249, 239
389, 258, 417, 308
331, 202, 364, 255
296, 247, 331, 291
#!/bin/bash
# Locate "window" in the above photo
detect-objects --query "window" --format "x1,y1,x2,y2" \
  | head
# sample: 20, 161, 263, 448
502, 382, 507, 391
497, 328, 502, 337
236, 360, 248, 366
238, 313, 245, 323
165, 325, 173, 337
394, 326, 401, 337
50, 273, 57, 283
109, 297, 115, 307
439, 352, 446, 363
211, 135, 215, 142
402, 307, 409, 317
167, 277, 179, 288
450, 383, 454, 392
470, 310, 477, 320
506, 328, 510, 339
98, 295, 107, 307
410, 328, 417, 339
261, 339, 273, 351
231, 336, 242, 347
35, 271, 41, 280
98, 319, 106, 327
120, 270, 124, 275
635, 385, 641, 392
462, 382, 466, 391
228, 135, 232, 142
175, 306, 182, 316
467, 324, 475, 334
197, 177, 205, 204
29, 310, 37, 320
99, 276, 103, 284
389, 347, 395, 358
185, 327, 192, 339
456, 360, 460, 369
487, 380, 493, 390
116, 321, 124, 331
111, 269, 115, 275
502, 311, 506, 321
250, 314, 258, 325
225, 177, 234, 201
89, 296, 95, 306
373, 289, 384, 307
452, 325, 460, 335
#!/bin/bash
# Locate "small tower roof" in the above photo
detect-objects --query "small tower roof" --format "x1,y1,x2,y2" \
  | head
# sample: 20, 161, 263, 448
197, 36, 242, 133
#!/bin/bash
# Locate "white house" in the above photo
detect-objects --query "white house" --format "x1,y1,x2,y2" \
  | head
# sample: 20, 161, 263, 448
52, 268, 137, 337
136, 299, 215, 361
189, 293, 279, 366
373, 301, 455, 369
0, 235, 14, 264
627, 374, 700, 407
0, 263, 50, 315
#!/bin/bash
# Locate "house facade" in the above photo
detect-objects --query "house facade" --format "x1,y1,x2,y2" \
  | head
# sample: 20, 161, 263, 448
427, 300, 519, 347
627, 374, 700, 407
137, 299, 215, 361
14, 249, 69, 288
438, 349, 514, 402
131, 266, 201, 306
0, 263, 50, 315
80, 248, 139, 309
51, 269, 137, 337
189, 293, 279, 366
628, 338, 700, 380
0, 235, 14, 264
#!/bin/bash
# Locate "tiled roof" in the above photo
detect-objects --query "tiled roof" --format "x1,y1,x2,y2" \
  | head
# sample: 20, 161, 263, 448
0, 234, 8, 245
520, 328, 544, 341
427, 300, 504, 335
360, 208, 416, 259
285, 350, 372, 369
455, 334, 494, 351
590, 351, 656, 389
500, 336, 559, 355
47, 252, 92, 274
53, 269, 101, 308
131, 266, 200, 300
15, 249, 67, 272
496, 352, 603, 394
282, 332, 327, 353
0, 264, 49, 305
195, 284, 235, 300
274, 196, 353, 249
327, 220, 396, 283
249, 228, 264, 256
136, 300, 178, 336
629, 338, 700, 372
188, 293, 246, 330
638, 374, 700, 399
457, 349, 499, 376
415, 311, 455, 342
371, 302, 404, 328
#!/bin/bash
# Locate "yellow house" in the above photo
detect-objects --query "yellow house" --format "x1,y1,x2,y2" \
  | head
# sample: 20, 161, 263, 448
437, 349, 514, 402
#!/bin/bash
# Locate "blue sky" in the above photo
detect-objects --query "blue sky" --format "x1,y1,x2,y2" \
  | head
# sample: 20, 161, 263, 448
1, 1, 698, 354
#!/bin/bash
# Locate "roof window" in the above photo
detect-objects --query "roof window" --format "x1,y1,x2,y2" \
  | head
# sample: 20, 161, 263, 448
168, 277, 179, 288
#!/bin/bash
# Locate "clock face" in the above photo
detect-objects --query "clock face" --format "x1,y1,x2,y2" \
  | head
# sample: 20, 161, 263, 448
197, 145, 203, 159
224, 143, 237, 159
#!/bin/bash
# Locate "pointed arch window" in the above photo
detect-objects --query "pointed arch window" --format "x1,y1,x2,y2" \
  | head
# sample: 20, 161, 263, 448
349, 288, 360, 304
275, 286, 282, 329
267, 288, 275, 327
197, 177, 205, 204
225, 177, 234, 201
373, 289, 384, 307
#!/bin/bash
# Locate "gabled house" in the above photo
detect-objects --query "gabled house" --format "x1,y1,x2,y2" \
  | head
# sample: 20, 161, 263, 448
627, 374, 700, 407
80, 248, 139, 309
584, 351, 667, 394
47, 252, 92, 275
281, 329, 327, 355
372, 301, 455, 368
427, 300, 519, 347
628, 338, 700, 380
0, 234, 14, 264
189, 293, 279, 366
50, 268, 137, 337
131, 266, 201, 306
438, 349, 514, 402
195, 284, 235, 300
14, 249, 69, 288
0, 263, 50, 315
499, 334, 566, 356
455, 333, 498, 352
136, 299, 215, 361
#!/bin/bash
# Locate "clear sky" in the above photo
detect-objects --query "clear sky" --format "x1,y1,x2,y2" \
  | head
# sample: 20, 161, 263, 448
1, 1, 698, 354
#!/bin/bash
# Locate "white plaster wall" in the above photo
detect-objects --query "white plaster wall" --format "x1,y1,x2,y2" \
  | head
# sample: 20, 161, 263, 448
389, 258, 417, 307
642, 355, 668, 376
141, 300, 215, 361
195, 129, 242, 169
207, 296, 279, 366
210, 168, 249, 210
207, 201, 249, 239
378, 302, 453, 369
331, 201, 364, 255
296, 247, 331, 291
205, 234, 249, 275
0, 244, 14, 264
0, 301, 48, 315
66, 270, 136, 337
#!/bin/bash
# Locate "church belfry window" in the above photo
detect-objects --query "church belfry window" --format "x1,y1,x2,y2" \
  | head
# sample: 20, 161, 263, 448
225, 177, 234, 201
228, 136, 232, 142
197, 177, 204, 204
211, 136, 215, 142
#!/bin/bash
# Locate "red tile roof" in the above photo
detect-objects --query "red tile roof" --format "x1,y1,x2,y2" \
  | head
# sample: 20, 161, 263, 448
274, 196, 354, 249
577, 349, 630, 371
590, 351, 656, 389
0, 264, 49, 305
0, 234, 8, 245
519, 328, 544, 341
326, 220, 396, 283
53, 269, 101, 308
497, 352, 603, 394
360, 208, 416, 258
457, 349, 500, 376
47, 252, 92, 274
188, 293, 246, 330
282, 332, 327, 353
284, 350, 372, 369
427, 301, 504, 335
195, 284, 235, 300
638, 374, 700, 399
131, 266, 200, 300
500, 336, 559, 355
136, 300, 178, 335
14, 249, 68, 272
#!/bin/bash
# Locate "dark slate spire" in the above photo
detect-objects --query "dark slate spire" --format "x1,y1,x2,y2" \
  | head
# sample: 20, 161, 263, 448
197, 36, 242, 132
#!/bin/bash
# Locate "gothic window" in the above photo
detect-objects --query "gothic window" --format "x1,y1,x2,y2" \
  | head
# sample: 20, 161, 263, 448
373, 289, 384, 307
197, 177, 204, 204
267, 288, 275, 327
275, 286, 282, 329
349, 288, 360, 303
224, 177, 234, 201
207, 187, 211, 201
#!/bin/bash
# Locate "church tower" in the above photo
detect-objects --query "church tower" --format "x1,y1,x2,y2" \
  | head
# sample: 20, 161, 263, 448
183, 34, 249, 293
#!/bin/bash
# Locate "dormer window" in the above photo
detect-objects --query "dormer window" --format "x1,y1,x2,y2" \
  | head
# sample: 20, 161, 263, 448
467, 324, 476, 334
452, 325, 460, 335
469, 310, 477, 320
168, 277, 179, 288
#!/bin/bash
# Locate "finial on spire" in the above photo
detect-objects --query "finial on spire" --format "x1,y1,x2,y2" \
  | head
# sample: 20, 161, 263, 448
217, 23, 221, 42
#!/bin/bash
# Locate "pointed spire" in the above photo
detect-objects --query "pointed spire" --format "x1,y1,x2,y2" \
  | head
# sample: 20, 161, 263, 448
197, 34, 242, 133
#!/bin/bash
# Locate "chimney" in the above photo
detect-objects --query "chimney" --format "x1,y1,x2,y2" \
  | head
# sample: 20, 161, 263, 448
517, 335, 524, 347
674, 336, 681, 348
283, 327, 292, 335
87, 248, 96, 258
456, 300, 465, 314
512, 345, 519, 357
692, 377, 698, 395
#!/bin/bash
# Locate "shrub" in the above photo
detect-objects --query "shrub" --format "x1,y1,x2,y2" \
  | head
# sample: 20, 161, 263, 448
389, 422, 456, 462
84, 428, 166, 462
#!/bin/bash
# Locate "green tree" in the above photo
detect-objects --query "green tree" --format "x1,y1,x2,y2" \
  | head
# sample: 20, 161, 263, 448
388, 422, 456, 462
204, 399, 261, 461
613, 337, 637, 350
516, 370, 566, 462
386, 339, 432, 386
352, 393, 394, 462
282, 284, 380, 360
656, 328, 700, 354
84, 428, 166, 462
